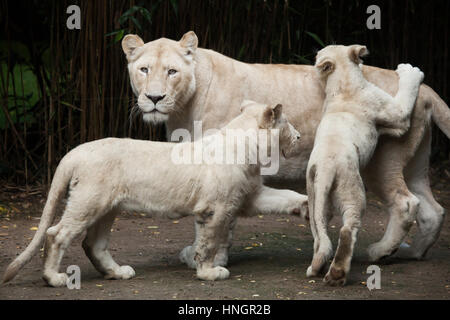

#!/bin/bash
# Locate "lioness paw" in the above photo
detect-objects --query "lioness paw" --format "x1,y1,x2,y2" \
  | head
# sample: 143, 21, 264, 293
306, 265, 317, 278
179, 245, 197, 269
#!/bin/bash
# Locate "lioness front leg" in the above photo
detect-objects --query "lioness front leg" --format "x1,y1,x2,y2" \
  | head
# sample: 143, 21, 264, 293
82, 209, 135, 280
253, 185, 309, 218
195, 210, 232, 281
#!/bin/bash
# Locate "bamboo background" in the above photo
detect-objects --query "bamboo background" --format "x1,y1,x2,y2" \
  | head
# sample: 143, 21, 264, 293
0, 0, 449, 185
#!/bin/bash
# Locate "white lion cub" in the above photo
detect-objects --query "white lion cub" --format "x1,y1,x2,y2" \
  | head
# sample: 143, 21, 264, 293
306, 45, 424, 285
3, 100, 304, 287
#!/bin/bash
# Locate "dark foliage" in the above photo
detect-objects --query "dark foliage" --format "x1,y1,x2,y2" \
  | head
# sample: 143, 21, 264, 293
0, 0, 449, 184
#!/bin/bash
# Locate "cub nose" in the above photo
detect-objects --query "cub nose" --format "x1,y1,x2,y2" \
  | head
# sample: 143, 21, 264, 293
145, 94, 166, 105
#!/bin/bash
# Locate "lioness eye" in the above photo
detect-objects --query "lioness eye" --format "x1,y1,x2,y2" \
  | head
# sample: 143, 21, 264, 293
140, 67, 149, 74
168, 69, 177, 76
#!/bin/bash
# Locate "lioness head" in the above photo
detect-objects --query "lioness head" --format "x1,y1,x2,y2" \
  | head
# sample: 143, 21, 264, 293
122, 31, 198, 124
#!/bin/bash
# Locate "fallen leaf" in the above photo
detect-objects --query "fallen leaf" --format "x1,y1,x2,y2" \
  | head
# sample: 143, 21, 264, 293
30, 226, 38, 231
147, 226, 159, 229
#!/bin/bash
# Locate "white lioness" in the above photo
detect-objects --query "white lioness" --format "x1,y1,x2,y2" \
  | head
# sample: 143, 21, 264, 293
121, 31, 449, 267
305, 45, 424, 286
2, 100, 303, 287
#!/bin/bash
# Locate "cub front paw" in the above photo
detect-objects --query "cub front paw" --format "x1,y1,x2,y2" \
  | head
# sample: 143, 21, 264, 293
104, 265, 136, 280
197, 266, 230, 281
396, 64, 424, 83
396, 63, 413, 75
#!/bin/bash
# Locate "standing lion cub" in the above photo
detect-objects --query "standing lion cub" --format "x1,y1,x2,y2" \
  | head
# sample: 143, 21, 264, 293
306, 45, 424, 285
2, 100, 304, 287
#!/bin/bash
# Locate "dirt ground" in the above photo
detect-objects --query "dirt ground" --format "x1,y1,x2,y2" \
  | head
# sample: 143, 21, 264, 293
0, 165, 449, 300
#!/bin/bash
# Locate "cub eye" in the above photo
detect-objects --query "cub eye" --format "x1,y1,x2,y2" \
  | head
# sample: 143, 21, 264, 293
140, 67, 149, 74
168, 69, 177, 76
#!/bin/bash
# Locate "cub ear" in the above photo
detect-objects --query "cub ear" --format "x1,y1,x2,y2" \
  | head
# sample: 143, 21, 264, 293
348, 45, 369, 64
315, 58, 335, 75
122, 34, 144, 60
260, 104, 283, 128
273, 104, 283, 121
240, 99, 255, 112
179, 31, 198, 56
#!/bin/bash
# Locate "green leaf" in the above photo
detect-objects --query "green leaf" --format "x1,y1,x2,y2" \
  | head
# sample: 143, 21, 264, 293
305, 31, 325, 48
105, 30, 120, 37
114, 29, 125, 43
130, 16, 142, 31
169, 0, 178, 16
140, 8, 152, 23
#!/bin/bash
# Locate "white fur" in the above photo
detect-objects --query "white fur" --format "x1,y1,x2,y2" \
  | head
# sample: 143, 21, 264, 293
306, 45, 424, 286
2, 101, 308, 286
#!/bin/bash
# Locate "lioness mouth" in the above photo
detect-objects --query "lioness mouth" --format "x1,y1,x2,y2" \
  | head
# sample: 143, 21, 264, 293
143, 109, 167, 115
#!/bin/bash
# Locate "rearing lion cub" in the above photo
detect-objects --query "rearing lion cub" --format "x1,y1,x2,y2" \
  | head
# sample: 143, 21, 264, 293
306, 45, 424, 285
2, 100, 303, 287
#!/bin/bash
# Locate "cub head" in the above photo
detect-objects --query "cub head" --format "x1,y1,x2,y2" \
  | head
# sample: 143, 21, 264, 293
240, 100, 301, 158
315, 44, 369, 79
122, 31, 198, 124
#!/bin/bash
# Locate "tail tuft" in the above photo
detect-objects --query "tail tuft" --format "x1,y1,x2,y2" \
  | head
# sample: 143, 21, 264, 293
2, 261, 21, 284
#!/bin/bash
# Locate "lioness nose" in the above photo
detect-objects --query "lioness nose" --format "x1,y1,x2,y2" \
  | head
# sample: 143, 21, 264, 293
145, 94, 166, 105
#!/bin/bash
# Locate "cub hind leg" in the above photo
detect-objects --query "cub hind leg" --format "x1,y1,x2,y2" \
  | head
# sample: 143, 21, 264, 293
43, 207, 92, 287
306, 164, 334, 278
324, 173, 365, 286
82, 208, 135, 280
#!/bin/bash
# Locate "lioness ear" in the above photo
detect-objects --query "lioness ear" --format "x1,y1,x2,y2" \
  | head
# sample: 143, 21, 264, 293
348, 45, 369, 65
315, 58, 335, 75
122, 34, 144, 60
180, 31, 198, 56
260, 104, 282, 128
